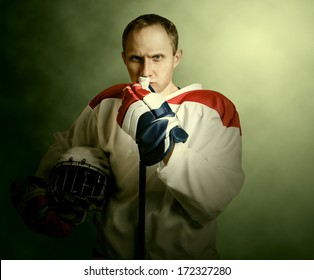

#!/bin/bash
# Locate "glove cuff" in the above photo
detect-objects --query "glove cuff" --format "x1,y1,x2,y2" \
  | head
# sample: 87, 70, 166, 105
137, 119, 189, 166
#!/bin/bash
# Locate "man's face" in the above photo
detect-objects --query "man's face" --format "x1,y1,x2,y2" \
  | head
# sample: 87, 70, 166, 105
122, 24, 182, 95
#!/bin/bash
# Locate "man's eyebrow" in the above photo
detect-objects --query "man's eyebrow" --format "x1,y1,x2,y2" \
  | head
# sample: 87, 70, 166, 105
127, 52, 165, 57
125, 52, 142, 57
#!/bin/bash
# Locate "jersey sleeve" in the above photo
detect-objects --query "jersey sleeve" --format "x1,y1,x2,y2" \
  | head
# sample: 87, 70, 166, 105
35, 84, 126, 180
35, 105, 97, 180
157, 90, 245, 225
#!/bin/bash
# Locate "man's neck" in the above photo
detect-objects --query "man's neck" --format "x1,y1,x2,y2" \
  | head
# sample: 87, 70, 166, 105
160, 82, 179, 96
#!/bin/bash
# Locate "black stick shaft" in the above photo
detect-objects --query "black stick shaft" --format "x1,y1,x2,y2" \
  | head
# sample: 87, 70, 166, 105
138, 161, 146, 259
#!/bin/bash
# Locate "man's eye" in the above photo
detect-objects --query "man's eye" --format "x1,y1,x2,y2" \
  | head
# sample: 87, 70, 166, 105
130, 56, 141, 62
153, 55, 162, 61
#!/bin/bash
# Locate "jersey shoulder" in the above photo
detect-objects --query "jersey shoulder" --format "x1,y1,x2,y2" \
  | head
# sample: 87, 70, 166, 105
169, 89, 241, 132
89, 83, 128, 109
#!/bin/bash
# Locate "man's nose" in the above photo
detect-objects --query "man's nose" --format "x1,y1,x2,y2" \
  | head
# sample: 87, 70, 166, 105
141, 58, 151, 77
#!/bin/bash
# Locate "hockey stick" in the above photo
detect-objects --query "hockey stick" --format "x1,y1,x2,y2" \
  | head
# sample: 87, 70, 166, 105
137, 161, 146, 259
136, 76, 154, 259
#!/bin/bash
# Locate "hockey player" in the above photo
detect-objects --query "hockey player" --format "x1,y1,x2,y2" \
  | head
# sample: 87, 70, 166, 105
11, 14, 245, 259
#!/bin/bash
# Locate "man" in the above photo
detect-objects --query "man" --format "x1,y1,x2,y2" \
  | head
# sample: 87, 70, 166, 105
11, 14, 245, 259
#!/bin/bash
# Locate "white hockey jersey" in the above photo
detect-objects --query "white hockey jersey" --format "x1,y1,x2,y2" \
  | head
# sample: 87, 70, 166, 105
36, 83, 245, 259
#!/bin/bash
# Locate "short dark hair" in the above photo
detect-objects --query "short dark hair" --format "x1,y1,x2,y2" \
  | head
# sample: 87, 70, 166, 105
122, 14, 179, 55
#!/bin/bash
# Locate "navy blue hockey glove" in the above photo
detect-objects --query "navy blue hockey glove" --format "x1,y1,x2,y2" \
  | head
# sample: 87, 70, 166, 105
117, 83, 188, 166
10, 176, 83, 237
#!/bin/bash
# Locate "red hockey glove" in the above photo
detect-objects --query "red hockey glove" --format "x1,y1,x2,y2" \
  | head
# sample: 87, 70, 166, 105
117, 83, 188, 166
10, 176, 79, 237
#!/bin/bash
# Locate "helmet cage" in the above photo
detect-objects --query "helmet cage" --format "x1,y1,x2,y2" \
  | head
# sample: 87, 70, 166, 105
47, 158, 111, 211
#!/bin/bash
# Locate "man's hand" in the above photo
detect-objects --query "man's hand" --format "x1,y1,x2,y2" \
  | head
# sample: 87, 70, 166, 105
117, 83, 188, 166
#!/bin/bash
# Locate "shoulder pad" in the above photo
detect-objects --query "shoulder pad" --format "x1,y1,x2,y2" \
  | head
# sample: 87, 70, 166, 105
168, 89, 241, 132
89, 83, 128, 109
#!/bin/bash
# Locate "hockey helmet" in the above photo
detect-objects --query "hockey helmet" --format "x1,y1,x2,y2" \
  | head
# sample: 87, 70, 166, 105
47, 146, 114, 212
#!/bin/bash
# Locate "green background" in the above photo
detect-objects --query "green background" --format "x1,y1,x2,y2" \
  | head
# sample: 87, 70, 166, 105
2, 0, 314, 259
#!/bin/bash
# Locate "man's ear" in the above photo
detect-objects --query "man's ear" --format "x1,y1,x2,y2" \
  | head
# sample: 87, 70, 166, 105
173, 49, 183, 68
121, 51, 126, 64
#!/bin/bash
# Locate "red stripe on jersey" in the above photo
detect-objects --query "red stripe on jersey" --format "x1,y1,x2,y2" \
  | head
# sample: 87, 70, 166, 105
168, 90, 242, 133
89, 83, 128, 109
89, 85, 242, 134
